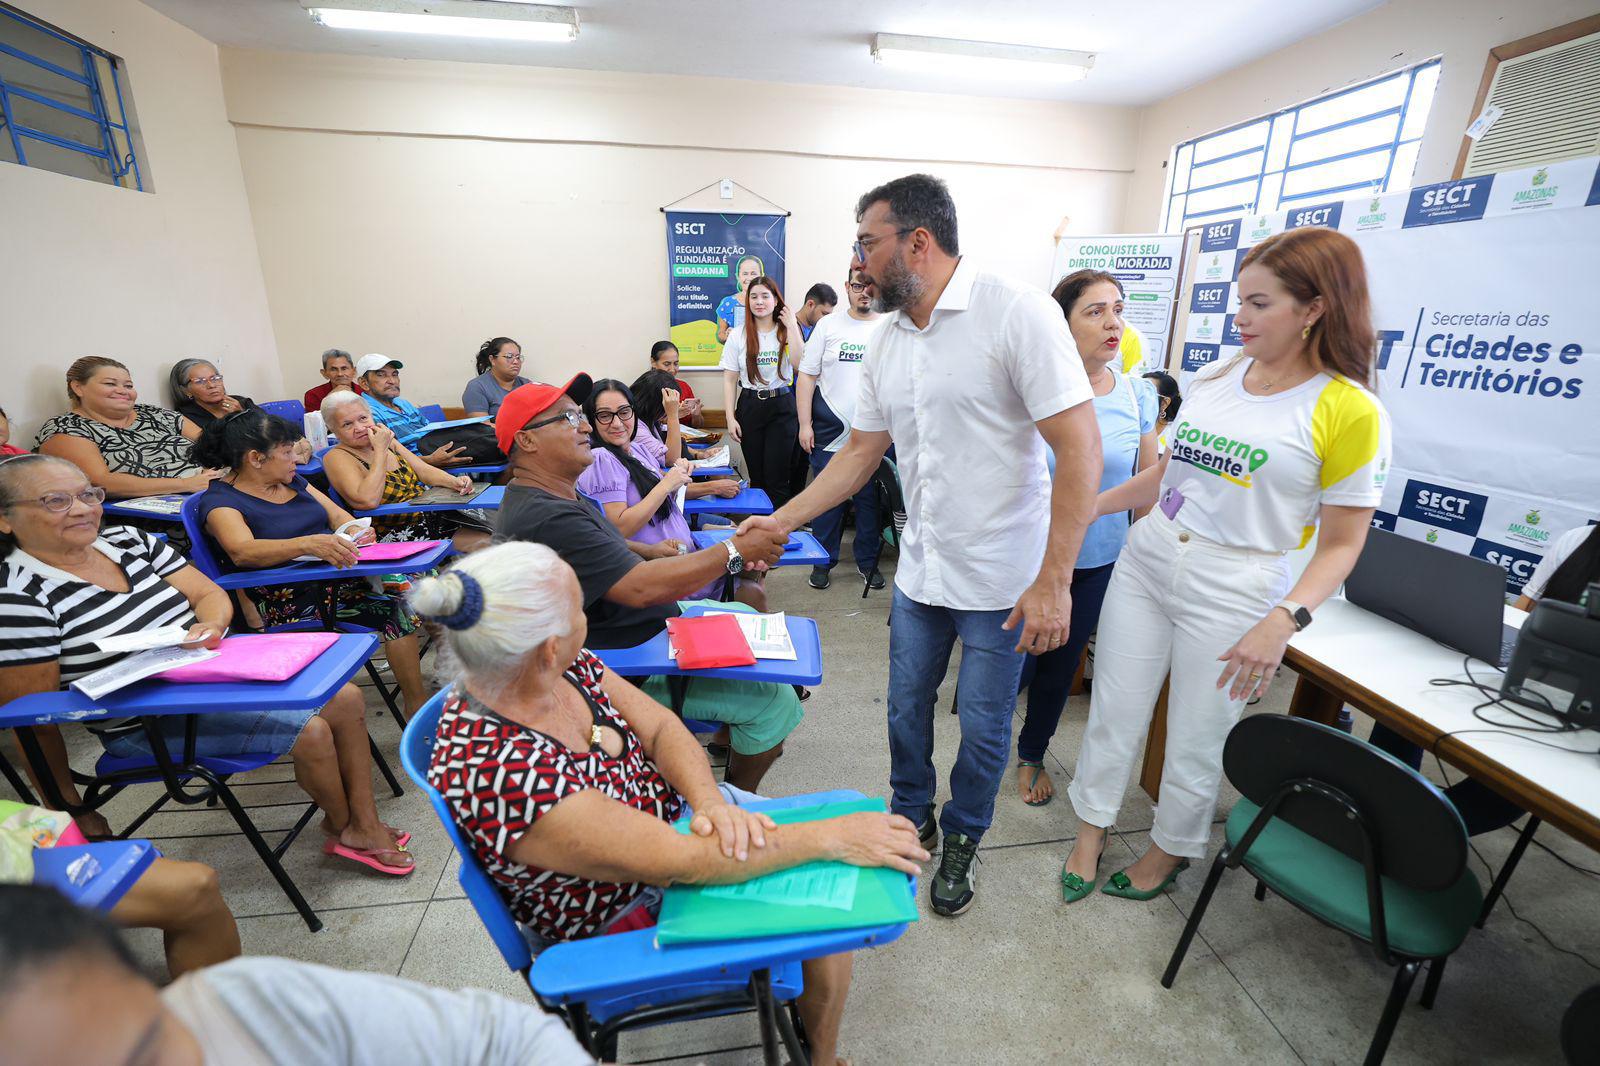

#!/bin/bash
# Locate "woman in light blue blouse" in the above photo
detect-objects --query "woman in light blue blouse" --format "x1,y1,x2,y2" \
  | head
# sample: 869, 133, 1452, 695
714, 254, 765, 344
1016, 271, 1158, 806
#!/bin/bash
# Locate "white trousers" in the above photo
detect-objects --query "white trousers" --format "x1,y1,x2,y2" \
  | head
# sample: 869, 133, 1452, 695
1067, 509, 1291, 857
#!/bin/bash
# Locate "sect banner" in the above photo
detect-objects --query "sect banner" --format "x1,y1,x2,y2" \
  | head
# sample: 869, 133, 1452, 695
1178, 156, 1600, 593
666, 212, 787, 368
1050, 233, 1184, 374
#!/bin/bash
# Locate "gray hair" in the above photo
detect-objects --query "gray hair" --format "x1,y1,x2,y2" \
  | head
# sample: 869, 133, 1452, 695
319, 389, 367, 428
855, 173, 960, 256
0, 454, 85, 509
408, 542, 576, 690
169, 358, 216, 405
321, 348, 353, 369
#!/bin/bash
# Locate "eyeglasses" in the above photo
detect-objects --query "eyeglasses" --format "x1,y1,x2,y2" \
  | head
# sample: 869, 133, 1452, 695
186, 375, 224, 388
847, 282, 867, 292
592, 406, 634, 426
19, 487, 106, 513
523, 409, 585, 433
495, 353, 523, 363
852, 227, 914, 263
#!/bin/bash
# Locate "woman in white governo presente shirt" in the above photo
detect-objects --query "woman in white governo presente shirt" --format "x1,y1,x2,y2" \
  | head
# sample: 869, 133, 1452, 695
1059, 227, 1393, 904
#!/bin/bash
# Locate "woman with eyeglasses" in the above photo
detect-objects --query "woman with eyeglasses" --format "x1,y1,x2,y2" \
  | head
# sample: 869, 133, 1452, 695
171, 359, 313, 463
719, 276, 805, 507
36, 357, 221, 499
462, 337, 531, 419
578, 379, 757, 606
0, 452, 415, 877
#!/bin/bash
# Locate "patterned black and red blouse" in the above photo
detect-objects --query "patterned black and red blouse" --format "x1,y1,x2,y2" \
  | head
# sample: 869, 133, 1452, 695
429, 649, 685, 942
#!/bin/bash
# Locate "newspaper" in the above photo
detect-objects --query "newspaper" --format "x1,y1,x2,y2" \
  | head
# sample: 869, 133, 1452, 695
69, 646, 220, 700
107, 494, 186, 515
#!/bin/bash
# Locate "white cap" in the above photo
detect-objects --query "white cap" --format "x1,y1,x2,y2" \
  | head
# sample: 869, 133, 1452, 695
355, 353, 403, 377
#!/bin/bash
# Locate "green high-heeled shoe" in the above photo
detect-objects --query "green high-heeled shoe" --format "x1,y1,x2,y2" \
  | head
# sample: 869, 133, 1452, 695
1101, 859, 1190, 901
1060, 833, 1110, 904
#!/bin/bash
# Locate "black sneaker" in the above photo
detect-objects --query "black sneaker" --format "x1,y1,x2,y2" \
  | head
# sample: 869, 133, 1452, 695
858, 567, 886, 590
808, 566, 831, 590
915, 814, 939, 855
930, 833, 978, 916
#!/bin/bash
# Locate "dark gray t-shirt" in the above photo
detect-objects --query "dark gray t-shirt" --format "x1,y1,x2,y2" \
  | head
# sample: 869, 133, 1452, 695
462, 371, 529, 416
496, 484, 678, 649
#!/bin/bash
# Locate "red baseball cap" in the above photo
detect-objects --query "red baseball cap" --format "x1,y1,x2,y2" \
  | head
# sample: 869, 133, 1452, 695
494, 374, 593, 455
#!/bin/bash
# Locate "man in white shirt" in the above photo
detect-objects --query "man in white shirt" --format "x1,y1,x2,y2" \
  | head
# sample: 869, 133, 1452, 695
797, 269, 887, 590
740, 174, 1101, 916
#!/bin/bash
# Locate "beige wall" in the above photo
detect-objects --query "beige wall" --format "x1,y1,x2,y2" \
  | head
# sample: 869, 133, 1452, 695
219, 50, 1138, 411
1118, 0, 1598, 232
0, 0, 280, 442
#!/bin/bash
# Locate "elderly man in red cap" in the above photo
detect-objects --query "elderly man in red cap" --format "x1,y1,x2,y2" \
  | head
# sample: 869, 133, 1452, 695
491, 376, 800, 791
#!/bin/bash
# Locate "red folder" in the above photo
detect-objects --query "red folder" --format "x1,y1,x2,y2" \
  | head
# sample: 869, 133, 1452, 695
667, 613, 756, 670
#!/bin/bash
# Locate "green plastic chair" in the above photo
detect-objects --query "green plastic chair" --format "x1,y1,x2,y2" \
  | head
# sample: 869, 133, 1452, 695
1162, 715, 1483, 1066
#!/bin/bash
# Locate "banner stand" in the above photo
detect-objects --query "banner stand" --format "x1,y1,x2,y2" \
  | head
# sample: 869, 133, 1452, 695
664, 184, 789, 369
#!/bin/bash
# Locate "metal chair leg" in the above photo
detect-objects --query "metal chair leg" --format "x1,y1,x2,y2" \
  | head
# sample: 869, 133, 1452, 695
364, 661, 408, 730
1254, 879, 1268, 902
1419, 956, 1447, 1010
369, 733, 404, 798
775, 994, 810, 1065
1365, 960, 1421, 1066
1162, 853, 1228, 988
750, 968, 781, 1066
1476, 816, 1540, 928
210, 773, 323, 932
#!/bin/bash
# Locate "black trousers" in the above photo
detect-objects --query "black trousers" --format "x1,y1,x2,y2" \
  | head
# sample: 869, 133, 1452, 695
736, 388, 800, 508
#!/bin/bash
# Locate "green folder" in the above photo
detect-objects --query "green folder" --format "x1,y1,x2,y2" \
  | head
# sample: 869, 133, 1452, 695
655, 798, 920, 946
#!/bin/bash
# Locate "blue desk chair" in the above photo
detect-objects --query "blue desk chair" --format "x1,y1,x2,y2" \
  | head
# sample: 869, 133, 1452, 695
400, 691, 908, 1063
180, 493, 420, 735
418, 403, 446, 423
35, 840, 156, 911
259, 399, 306, 423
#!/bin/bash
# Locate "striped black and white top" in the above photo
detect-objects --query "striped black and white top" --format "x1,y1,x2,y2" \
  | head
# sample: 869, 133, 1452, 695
0, 526, 196, 683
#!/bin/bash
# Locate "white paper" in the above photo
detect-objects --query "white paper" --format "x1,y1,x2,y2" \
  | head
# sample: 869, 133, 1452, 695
109, 495, 185, 515
674, 483, 688, 515
70, 646, 220, 700
293, 518, 371, 562
695, 610, 797, 660
690, 445, 732, 469
1464, 103, 1503, 140
95, 626, 193, 655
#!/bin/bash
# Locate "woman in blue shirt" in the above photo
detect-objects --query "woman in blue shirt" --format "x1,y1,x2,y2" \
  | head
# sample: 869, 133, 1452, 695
714, 254, 765, 344
1016, 271, 1158, 805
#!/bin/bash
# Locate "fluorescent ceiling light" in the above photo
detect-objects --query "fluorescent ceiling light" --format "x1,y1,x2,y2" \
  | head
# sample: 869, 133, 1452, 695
872, 33, 1093, 82
303, 0, 578, 43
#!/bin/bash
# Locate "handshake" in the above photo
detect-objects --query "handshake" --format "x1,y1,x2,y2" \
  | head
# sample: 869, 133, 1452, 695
727, 515, 792, 569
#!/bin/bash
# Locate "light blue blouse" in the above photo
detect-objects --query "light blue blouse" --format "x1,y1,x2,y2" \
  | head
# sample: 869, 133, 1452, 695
1047, 370, 1159, 569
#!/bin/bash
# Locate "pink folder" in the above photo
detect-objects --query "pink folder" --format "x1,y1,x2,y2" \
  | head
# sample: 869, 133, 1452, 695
157, 632, 339, 683
355, 540, 445, 562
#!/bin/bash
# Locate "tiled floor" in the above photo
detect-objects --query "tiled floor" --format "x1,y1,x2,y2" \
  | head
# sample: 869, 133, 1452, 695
57, 536, 1600, 1064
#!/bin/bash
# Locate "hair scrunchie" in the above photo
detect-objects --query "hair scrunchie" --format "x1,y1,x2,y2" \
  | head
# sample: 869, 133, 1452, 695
434, 571, 485, 631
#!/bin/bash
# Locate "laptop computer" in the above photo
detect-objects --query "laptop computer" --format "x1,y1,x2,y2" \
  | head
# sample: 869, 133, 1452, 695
1343, 528, 1519, 666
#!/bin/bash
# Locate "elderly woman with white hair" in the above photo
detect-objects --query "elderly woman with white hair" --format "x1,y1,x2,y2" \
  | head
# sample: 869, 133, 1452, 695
170, 359, 313, 462
319, 390, 490, 552
416, 541, 928, 1066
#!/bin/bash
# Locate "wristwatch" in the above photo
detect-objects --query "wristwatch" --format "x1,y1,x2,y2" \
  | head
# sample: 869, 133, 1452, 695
724, 540, 746, 576
1276, 600, 1313, 631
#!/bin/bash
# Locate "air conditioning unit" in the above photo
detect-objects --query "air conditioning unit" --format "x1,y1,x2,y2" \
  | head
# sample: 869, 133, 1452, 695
1463, 29, 1600, 176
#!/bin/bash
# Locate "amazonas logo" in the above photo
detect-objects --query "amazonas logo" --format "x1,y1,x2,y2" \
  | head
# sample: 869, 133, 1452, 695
1169, 420, 1270, 487
1504, 508, 1552, 547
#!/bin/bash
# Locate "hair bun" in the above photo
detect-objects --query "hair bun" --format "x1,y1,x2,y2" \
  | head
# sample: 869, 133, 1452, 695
410, 570, 484, 631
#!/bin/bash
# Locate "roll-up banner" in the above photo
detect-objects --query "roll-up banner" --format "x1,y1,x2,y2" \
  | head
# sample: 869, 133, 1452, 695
1175, 157, 1600, 594
666, 212, 787, 368
1050, 233, 1185, 375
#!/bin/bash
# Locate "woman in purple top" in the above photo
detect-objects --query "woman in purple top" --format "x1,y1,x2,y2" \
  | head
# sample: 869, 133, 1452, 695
577, 379, 763, 609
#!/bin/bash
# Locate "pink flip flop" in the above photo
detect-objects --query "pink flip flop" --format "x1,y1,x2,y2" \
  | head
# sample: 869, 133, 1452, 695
322, 837, 415, 876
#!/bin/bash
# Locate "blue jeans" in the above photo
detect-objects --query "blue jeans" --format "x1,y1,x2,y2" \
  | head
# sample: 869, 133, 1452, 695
1016, 561, 1116, 763
887, 587, 1026, 841
807, 393, 883, 573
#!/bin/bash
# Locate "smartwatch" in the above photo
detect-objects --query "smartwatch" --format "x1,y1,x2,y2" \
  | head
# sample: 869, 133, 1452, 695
1276, 600, 1313, 631
724, 540, 746, 576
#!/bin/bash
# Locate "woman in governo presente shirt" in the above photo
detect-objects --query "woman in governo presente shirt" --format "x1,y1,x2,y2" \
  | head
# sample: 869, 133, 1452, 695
720, 274, 806, 507
1059, 228, 1393, 904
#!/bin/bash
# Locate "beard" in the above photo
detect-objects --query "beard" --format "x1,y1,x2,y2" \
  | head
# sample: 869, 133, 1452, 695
868, 250, 926, 313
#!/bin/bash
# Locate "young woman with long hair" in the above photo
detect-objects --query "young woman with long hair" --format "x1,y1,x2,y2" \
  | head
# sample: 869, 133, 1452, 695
1058, 227, 1393, 903
718, 276, 805, 507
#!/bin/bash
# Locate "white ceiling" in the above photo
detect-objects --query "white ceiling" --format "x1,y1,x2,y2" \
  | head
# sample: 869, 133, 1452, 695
140, 0, 1387, 107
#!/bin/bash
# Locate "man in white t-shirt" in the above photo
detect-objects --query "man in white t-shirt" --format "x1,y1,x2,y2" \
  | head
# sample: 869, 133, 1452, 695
797, 269, 887, 589
739, 174, 1101, 917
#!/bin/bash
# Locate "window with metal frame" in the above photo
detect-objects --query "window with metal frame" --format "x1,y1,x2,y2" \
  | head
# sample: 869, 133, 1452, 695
0, 2, 146, 191
1163, 59, 1440, 233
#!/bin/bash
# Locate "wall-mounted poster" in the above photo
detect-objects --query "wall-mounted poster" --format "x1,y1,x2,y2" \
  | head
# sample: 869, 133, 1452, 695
666, 211, 788, 368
